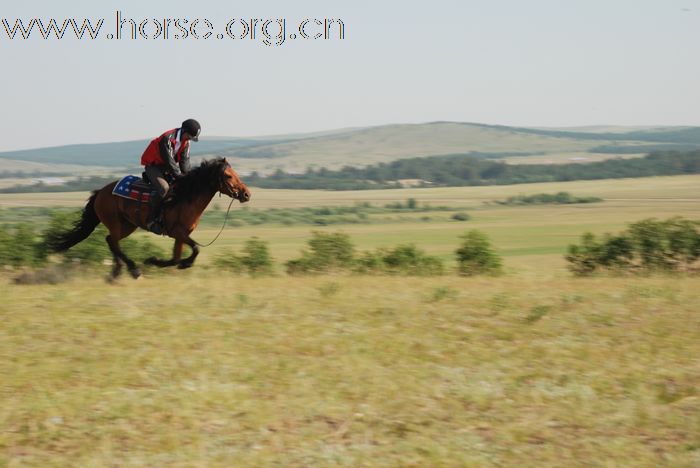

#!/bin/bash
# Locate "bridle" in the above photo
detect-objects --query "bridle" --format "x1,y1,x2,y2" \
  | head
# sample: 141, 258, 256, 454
195, 164, 243, 248
218, 166, 239, 200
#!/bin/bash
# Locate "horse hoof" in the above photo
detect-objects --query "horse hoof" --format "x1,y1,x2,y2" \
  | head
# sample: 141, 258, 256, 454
177, 262, 193, 270
129, 268, 142, 279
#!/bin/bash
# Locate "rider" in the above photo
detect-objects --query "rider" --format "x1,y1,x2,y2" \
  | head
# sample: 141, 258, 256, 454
140, 119, 201, 234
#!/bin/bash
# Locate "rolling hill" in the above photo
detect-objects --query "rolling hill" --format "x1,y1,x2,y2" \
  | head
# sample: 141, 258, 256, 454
1, 122, 699, 177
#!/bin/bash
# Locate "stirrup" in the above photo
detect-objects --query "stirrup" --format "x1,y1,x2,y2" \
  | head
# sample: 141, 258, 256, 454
147, 219, 163, 235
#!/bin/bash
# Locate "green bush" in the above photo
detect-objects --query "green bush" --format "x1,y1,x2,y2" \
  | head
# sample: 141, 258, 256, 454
598, 234, 635, 269
566, 232, 638, 276
0, 223, 46, 267
497, 192, 602, 206
451, 212, 471, 221
213, 250, 244, 271
628, 217, 700, 270
455, 230, 502, 276
286, 232, 355, 274
213, 237, 273, 276
566, 217, 700, 275
566, 232, 603, 276
0, 210, 164, 269
241, 237, 273, 275
354, 250, 384, 273
355, 244, 444, 276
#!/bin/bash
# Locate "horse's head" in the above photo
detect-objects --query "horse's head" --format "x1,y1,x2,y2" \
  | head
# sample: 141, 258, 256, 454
219, 160, 251, 203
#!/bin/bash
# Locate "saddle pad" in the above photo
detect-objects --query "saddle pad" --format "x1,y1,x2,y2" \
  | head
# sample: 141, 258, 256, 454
112, 175, 152, 202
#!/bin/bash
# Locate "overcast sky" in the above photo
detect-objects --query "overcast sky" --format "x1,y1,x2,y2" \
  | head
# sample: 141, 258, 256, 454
0, 0, 698, 151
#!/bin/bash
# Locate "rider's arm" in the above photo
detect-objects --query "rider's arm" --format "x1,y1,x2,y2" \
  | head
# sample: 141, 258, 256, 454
179, 142, 191, 174
159, 133, 182, 176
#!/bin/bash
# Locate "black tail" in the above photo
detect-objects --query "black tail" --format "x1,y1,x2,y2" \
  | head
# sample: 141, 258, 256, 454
47, 191, 100, 252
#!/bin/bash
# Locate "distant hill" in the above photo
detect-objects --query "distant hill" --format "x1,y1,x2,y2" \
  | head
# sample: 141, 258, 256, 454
0, 138, 274, 168
2, 122, 699, 176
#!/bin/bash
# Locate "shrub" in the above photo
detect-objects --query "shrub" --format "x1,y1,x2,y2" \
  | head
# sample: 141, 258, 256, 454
598, 234, 634, 269
382, 244, 444, 276
213, 249, 244, 271
213, 237, 273, 276
455, 230, 502, 276
664, 218, 700, 266
354, 250, 385, 273
565, 232, 603, 276
628, 217, 700, 270
355, 244, 444, 276
0, 225, 9, 265
566, 217, 700, 275
496, 192, 602, 206
566, 232, 636, 275
0, 223, 46, 267
241, 237, 273, 275
286, 231, 356, 274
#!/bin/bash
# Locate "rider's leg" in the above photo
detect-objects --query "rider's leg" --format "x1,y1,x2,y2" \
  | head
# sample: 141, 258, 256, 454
144, 165, 169, 234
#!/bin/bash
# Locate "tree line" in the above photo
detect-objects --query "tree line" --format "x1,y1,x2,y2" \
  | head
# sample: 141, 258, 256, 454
2, 150, 699, 193
244, 150, 700, 190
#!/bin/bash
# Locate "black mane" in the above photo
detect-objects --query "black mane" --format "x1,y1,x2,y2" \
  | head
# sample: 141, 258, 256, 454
167, 158, 228, 205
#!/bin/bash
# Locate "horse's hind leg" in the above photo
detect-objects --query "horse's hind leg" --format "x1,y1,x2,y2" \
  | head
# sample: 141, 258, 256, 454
109, 243, 124, 280
178, 237, 199, 269
106, 234, 141, 279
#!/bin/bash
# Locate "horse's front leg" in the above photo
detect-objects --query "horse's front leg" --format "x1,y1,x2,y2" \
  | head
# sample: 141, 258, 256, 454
144, 239, 183, 268
177, 237, 199, 269
106, 234, 141, 279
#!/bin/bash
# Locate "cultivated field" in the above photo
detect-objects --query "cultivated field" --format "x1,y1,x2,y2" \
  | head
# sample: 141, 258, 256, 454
1, 175, 699, 466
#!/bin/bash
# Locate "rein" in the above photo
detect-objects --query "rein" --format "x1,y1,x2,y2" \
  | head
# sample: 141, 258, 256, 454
194, 195, 236, 248
168, 164, 242, 248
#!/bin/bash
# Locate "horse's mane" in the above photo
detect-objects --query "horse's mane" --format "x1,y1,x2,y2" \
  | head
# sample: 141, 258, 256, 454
166, 157, 228, 205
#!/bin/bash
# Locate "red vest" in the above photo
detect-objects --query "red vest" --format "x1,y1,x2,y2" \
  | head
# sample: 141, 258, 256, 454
140, 128, 189, 166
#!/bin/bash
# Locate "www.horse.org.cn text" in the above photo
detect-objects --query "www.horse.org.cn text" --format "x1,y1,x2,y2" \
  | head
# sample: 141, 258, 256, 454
1, 11, 346, 47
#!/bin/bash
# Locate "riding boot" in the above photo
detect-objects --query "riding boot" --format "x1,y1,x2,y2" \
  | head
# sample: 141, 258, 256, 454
147, 193, 164, 235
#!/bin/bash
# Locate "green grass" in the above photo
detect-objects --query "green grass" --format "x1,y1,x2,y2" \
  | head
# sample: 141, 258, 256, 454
1, 174, 700, 465
0, 274, 698, 466
4, 174, 697, 268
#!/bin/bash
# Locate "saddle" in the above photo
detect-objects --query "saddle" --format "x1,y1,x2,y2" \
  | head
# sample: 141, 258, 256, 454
112, 174, 154, 202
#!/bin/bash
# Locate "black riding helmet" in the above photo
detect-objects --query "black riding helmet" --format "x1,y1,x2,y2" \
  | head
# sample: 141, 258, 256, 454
182, 119, 201, 141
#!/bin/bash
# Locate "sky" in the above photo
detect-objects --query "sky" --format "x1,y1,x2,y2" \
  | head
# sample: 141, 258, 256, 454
0, 0, 698, 151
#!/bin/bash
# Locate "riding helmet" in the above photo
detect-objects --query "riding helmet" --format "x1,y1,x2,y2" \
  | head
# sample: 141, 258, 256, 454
182, 119, 201, 141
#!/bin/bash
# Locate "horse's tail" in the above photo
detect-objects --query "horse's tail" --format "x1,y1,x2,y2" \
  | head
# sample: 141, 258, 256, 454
47, 191, 100, 252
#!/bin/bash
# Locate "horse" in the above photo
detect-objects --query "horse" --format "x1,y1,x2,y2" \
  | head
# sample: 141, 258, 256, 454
47, 157, 251, 280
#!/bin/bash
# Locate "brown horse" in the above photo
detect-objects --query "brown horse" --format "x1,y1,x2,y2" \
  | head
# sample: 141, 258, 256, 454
48, 158, 250, 280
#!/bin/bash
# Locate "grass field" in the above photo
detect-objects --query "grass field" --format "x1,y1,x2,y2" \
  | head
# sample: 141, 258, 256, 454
1, 175, 699, 466
3, 174, 697, 269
